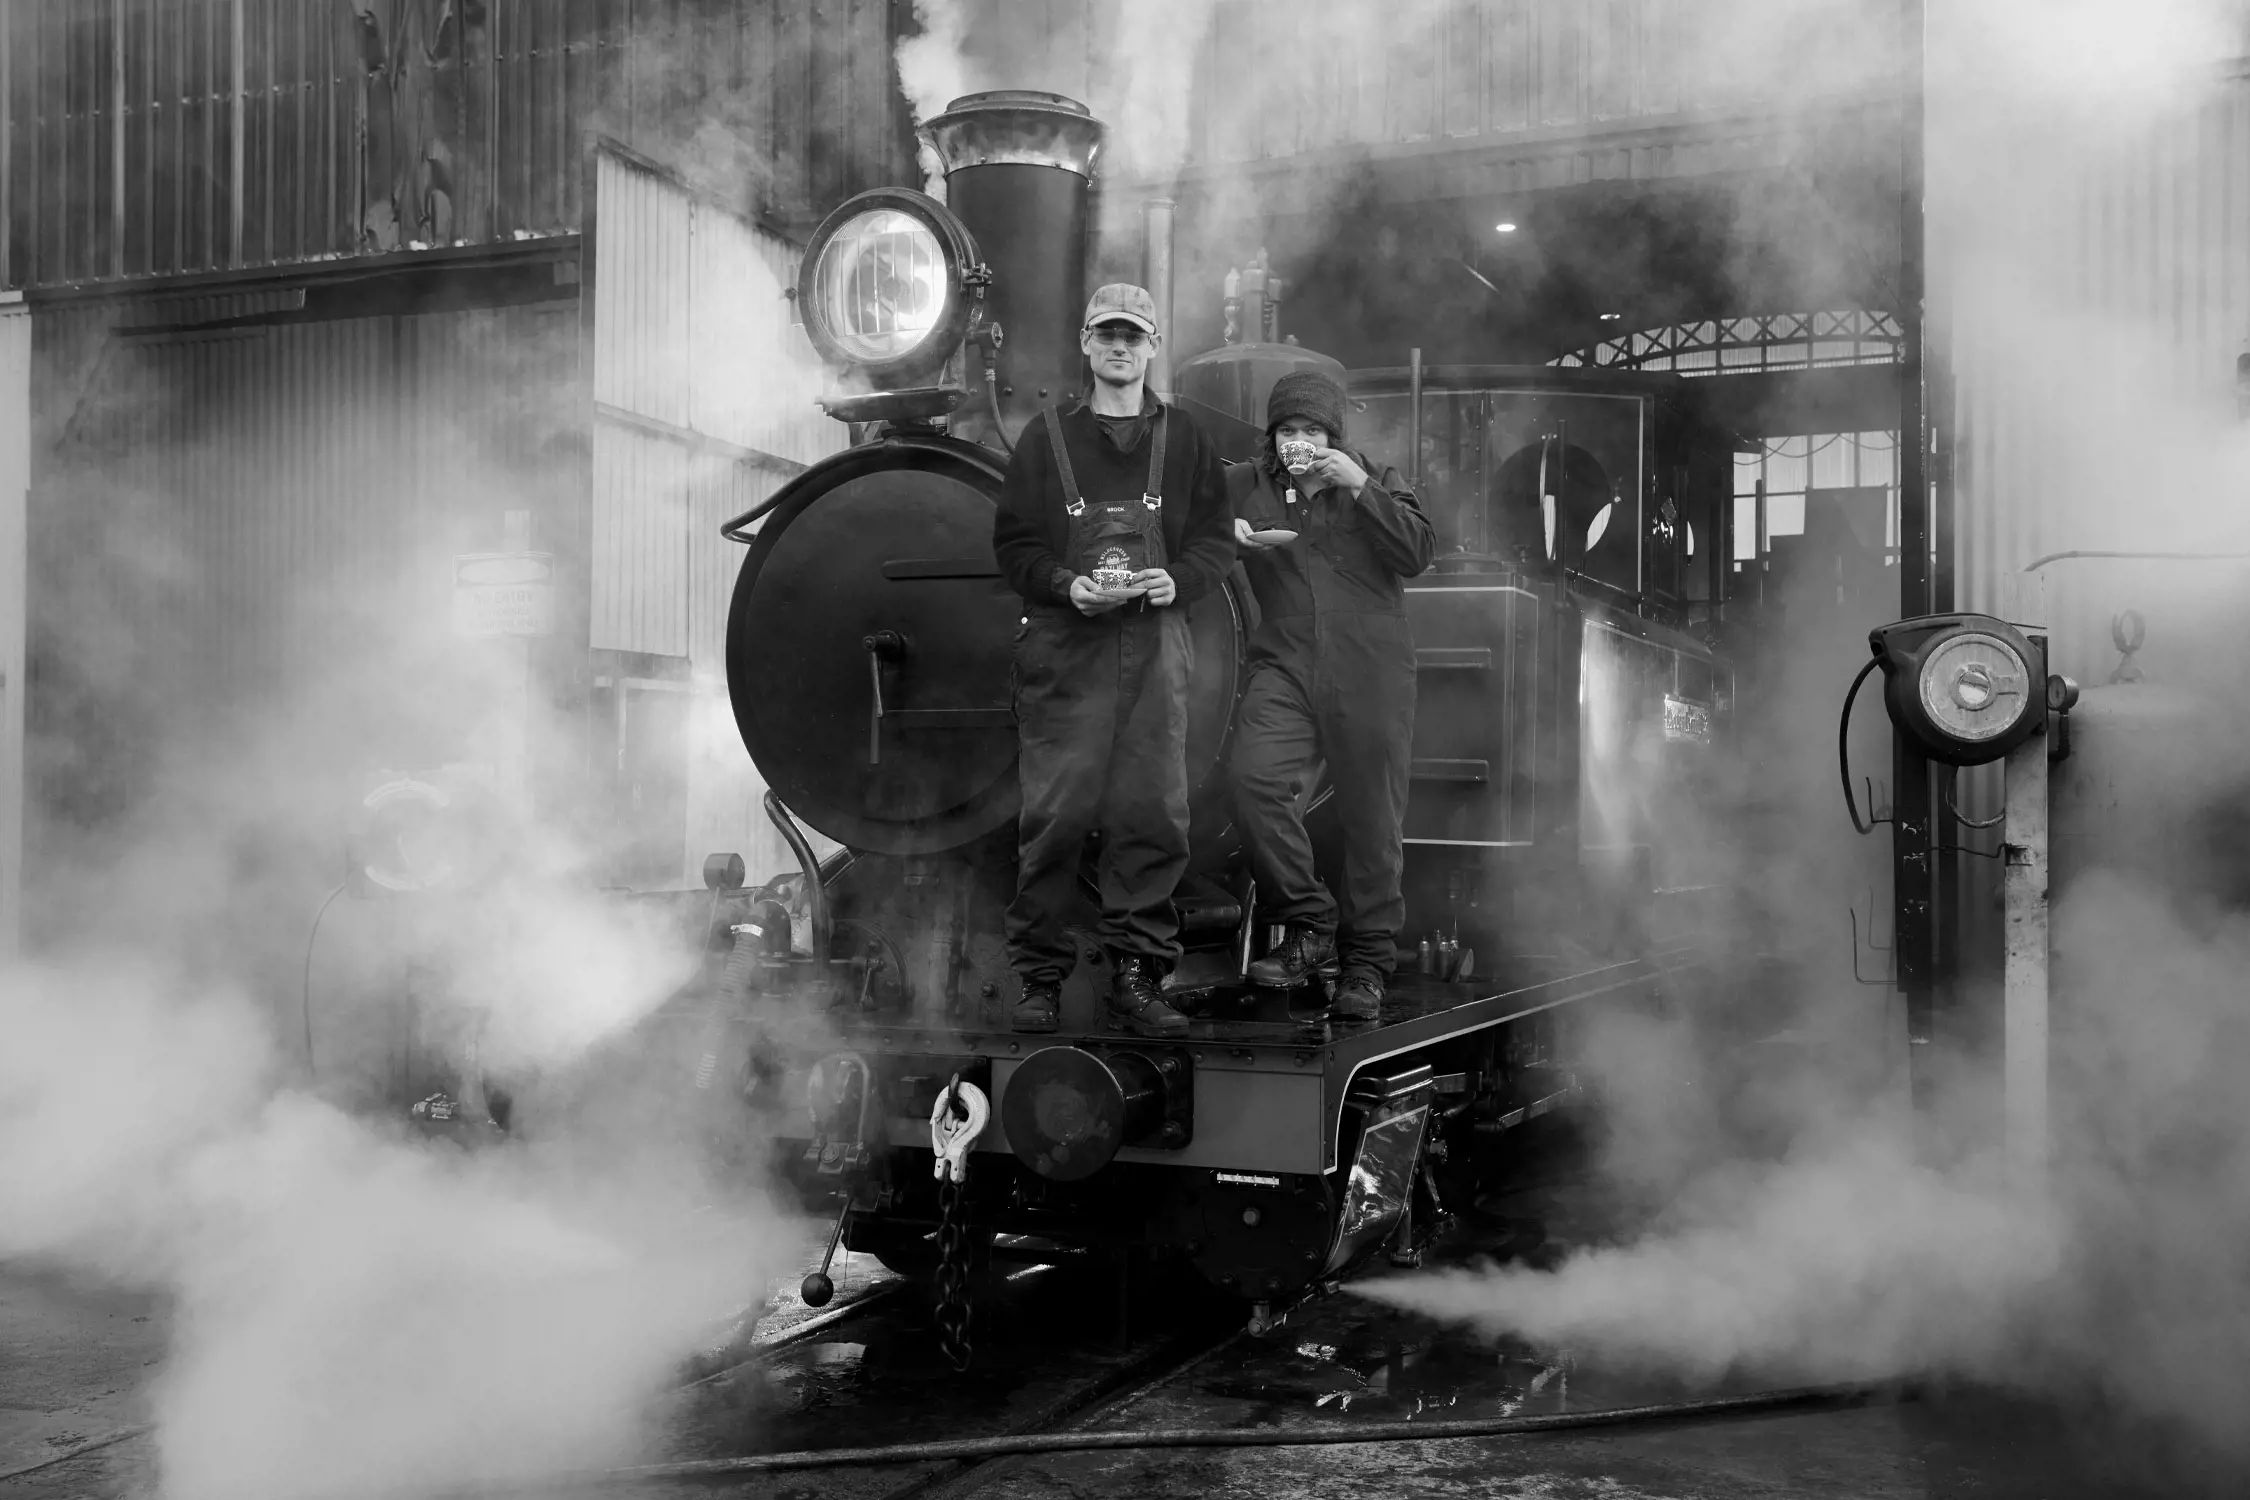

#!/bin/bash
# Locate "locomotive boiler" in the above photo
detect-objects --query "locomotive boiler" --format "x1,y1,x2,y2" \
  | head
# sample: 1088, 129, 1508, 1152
707, 91, 1739, 1328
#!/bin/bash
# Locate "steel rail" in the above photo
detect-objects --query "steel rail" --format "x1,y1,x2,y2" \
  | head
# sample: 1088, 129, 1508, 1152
467, 1380, 1905, 1491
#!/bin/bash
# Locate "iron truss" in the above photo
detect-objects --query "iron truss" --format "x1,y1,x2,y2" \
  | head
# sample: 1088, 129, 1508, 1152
1552, 310, 1903, 376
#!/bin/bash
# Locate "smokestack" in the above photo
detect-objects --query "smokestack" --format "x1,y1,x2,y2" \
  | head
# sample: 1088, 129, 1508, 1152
921, 92, 1105, 435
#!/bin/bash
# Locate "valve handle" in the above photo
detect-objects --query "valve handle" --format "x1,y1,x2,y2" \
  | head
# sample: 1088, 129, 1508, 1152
929, 1075, 991, 1185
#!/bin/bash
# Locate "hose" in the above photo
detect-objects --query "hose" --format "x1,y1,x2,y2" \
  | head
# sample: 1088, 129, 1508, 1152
1839, 657, 1883, 835
983, 362, 1017, 457
0, 1424, 153, 1482
479, 1380, 1902, 1489
2024, 548, 2250, 572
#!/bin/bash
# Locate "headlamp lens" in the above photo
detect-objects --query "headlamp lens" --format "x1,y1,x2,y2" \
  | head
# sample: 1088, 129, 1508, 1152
810, 209, 949, 362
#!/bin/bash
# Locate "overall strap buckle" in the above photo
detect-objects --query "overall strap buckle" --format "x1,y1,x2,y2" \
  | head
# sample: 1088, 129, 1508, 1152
1141, 400, 1168, 512
1044, 406, 1087, 517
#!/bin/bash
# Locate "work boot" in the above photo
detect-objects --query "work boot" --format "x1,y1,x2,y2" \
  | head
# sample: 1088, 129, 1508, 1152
1109, 956, 1190, 1038
1247, 925, 1339, 990
1330, 971, 1384, 1024
1012, 980, 1061, 1034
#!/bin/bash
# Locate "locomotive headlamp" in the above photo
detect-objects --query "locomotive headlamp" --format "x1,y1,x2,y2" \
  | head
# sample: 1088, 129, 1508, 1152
1869, 613, 2044, 766
797, 187, 981, 383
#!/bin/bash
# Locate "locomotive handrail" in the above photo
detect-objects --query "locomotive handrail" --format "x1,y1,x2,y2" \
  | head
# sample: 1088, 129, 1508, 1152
719, 431, 1012, 544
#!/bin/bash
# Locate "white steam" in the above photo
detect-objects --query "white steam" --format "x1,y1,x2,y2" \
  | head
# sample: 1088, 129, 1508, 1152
897, 0, 973, 193
5, 315, 803, 1498
2, 962, 774, 1500
1363, 0, 2250, 1462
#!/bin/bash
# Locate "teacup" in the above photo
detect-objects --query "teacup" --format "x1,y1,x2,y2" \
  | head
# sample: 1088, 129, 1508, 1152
1278, 438, 1319, 474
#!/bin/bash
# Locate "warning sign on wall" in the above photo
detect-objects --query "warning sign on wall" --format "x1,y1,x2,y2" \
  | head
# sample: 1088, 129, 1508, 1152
452, 552, 556, 638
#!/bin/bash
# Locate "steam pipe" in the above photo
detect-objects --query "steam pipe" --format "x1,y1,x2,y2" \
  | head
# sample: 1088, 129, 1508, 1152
1144, 197, 1176, 394
762, 790, 830, 981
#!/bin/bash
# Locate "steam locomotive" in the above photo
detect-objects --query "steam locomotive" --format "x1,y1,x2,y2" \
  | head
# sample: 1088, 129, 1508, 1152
705, 92, 1739, 1324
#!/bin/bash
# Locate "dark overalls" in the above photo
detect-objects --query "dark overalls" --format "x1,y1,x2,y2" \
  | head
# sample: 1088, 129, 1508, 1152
1004, 407, 1195, 985
1229, 454, 1435, 979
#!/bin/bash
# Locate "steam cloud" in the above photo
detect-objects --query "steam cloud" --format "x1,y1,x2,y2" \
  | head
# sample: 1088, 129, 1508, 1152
897, 0, 973, 192
14, 1, 2250, 1493
1356, 0, 2250, 1469
3, 324, 799, 1499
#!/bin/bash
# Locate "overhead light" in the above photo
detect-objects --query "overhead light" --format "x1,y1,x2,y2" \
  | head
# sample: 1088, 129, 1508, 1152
1599, 312, 1622, 321
1493, 221, 1518, 234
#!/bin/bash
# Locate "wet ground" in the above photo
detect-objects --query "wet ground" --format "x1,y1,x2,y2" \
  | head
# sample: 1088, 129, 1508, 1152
6, 1171, 2244, 1499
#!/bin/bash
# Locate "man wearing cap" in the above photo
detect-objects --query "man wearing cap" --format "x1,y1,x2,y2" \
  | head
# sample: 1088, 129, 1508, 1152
1229, 369, 1435, 1022
991, 284, 1235, 1038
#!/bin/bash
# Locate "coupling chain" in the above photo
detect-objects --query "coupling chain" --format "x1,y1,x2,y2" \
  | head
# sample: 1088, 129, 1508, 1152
934, 1175, 973, 1371
927, 1072, 988, 1372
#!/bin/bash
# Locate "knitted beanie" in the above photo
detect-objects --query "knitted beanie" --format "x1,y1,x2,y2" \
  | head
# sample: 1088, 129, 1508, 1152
1265, 369, 1347, 440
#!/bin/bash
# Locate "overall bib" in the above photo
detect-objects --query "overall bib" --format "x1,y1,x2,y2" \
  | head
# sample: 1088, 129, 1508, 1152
1004, 406, 1196, 984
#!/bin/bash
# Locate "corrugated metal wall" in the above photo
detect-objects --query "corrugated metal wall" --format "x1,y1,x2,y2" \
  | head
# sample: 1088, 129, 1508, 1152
588, 147, 837, 661
587, 145, 841, 887
34, 299, 579, 734
1929, 27, 2250, 994
2, 0, 916, 291
1936, 61, 2250, 685
952, 0, 1900, 171
1185, 0, 1900, 164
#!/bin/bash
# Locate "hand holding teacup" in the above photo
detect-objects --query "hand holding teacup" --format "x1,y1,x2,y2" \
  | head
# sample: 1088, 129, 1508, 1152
1070, 575, 1133, 615
1131, 568, 1177, 607
1302, 447, 1369, 493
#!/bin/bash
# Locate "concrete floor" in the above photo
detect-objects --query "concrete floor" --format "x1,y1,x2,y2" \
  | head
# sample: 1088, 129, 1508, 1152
0, 1269, 162, 1499
5, 1238, 2240, 1500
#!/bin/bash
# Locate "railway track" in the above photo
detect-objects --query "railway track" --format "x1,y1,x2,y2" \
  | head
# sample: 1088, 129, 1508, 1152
655, 1260, 1242, 1500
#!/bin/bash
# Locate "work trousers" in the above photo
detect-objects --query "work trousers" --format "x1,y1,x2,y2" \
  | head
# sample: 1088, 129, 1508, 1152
1005, 604, 1195, 983
1231, 613, 1415, 978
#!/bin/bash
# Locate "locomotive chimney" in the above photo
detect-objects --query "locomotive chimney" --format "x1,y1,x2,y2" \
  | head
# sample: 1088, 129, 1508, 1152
921, 92, 1106, 441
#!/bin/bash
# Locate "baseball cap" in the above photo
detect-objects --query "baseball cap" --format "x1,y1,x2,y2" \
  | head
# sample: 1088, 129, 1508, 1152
1083, 283, 1159, 335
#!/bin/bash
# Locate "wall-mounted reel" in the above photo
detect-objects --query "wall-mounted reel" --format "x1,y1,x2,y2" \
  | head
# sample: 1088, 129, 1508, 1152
1867, 613, 2048, 767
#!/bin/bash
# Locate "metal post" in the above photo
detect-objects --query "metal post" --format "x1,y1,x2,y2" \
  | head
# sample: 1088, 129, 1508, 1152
1408, 348, 1423, 490
111, 0, 127, 279
2000, 574, 2049, 1188
1895, 0, 1937, 1112
1, 0, 12, 291
1142, 197, 1175, 395
230, 0, 246, 267
0, 307, 30, 958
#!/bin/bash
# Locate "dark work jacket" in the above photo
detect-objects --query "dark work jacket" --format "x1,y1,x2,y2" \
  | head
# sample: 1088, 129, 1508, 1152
1228, 452, 1435, 657
993, 391, 1235, 610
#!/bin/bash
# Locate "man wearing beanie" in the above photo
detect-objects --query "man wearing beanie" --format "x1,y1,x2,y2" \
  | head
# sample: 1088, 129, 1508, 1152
991, 283, 1235, 1038
1228, 368, 1435, 1022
